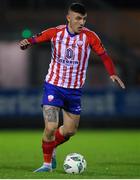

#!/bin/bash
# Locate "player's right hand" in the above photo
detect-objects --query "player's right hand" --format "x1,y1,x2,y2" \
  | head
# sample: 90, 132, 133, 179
19, 39, 31, 50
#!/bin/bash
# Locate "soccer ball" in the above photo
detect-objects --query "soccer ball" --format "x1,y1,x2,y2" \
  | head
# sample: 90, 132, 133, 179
63, 153, 87, 174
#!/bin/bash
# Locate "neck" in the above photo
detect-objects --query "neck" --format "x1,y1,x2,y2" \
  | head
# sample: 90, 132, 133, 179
67, 24, 75, 34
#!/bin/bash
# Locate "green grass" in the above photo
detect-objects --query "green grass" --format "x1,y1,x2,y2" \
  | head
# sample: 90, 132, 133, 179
0, 129, 140, 178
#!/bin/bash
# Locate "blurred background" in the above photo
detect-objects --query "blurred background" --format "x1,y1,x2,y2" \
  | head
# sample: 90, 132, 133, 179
0, 0, 140, 128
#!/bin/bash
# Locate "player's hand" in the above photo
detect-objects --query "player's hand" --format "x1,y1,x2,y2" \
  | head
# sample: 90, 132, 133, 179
19, 39, 31, 50
110, 75, 125, 89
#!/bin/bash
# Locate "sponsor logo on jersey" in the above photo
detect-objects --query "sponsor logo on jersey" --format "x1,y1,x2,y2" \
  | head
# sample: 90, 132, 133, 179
65, 48, 74, 59
55, 47, 78, 66
56, 58, 79, 66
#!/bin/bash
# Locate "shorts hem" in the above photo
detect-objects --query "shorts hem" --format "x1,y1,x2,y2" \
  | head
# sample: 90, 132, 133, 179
41, 103, 62, 108
63, 108, 81, 115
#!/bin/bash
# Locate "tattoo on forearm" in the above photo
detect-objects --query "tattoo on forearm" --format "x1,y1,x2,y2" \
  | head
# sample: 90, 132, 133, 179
43, 108, 59, 122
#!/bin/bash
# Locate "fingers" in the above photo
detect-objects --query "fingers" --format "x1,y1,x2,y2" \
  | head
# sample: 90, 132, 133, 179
115, 77, 125, 89
19, 39, 31, 50
110, 75, 125, 89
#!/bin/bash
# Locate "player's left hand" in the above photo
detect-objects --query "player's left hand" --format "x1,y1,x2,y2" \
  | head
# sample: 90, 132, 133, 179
110, 75, 125, 89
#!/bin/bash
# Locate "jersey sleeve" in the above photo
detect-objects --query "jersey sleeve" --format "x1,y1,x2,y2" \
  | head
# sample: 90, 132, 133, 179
86, 30, 116, 76
88, 31, 106, 55
28, 27, 57, 44
100, 52, 116, 76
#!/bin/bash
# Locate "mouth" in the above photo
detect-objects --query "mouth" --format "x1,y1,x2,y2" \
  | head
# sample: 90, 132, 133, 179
78, 27, 83, 31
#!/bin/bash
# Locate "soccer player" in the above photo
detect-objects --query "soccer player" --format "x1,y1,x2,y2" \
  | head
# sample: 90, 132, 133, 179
19, 3, 125, 172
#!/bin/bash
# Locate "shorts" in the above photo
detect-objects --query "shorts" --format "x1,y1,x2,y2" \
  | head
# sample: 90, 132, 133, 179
42, 82, 82, 115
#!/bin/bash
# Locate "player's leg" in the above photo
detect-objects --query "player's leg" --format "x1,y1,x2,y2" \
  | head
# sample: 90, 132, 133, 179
34, 82, 64, 172
51, 110, 80, 171
42, 105, 59, 142
62, 110, 80, 137
55, 110, 80, 146
54, 88, 81, 148
34, 105, 59, 172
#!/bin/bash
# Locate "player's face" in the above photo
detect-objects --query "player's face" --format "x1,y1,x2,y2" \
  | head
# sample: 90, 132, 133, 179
67, 11, 87, 34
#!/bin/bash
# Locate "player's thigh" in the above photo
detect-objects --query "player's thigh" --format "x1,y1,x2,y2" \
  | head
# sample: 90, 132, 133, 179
43, 105, 60, 129
62, 109, 80, 131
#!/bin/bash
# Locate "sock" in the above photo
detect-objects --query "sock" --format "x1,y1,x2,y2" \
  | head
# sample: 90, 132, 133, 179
54, 128, 70, 147
42, 140, 55, 164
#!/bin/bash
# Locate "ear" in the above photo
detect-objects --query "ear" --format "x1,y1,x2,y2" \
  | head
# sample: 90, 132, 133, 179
66, 14, 70, 22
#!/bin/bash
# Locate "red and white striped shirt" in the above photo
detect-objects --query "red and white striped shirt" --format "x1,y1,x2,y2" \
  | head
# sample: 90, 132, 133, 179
30, 25, 113, 89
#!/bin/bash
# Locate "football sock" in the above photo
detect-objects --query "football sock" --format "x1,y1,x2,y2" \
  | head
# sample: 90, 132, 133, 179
42, 129, 70, 164
42, 140, 55, 164
54, 128, 70, 147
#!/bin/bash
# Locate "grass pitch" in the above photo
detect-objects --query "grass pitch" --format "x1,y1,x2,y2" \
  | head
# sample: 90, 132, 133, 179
0, 129, 140, 178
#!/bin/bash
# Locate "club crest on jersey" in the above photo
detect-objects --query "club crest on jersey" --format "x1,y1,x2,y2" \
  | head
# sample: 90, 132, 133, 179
77, 40, 83, 47
48, 95, 54, 102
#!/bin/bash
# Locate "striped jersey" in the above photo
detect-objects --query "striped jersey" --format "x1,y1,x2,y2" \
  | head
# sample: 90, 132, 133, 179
31, 25, 106, 89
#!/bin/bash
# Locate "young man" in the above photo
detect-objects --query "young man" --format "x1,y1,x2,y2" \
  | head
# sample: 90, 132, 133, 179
19, 3, 125, 172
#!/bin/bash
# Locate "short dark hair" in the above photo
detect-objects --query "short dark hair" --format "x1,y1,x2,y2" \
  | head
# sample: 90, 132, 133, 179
68, 3, 86, 15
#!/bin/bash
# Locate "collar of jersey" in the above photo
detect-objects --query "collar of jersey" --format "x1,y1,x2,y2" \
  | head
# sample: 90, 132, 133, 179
66, 25, 77, 37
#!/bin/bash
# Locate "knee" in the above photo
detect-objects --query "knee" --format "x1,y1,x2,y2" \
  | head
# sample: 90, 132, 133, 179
64, 129, 77, 137
45, 126, 57, 136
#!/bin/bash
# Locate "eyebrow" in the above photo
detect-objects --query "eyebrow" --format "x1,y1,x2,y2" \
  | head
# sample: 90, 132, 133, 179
76, 14, 87, 18
83, 15, 87, 19
80, 14, 87, 19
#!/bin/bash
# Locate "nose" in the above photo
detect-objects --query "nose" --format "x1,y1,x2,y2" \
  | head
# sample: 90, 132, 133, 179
80, 19, 84, 26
